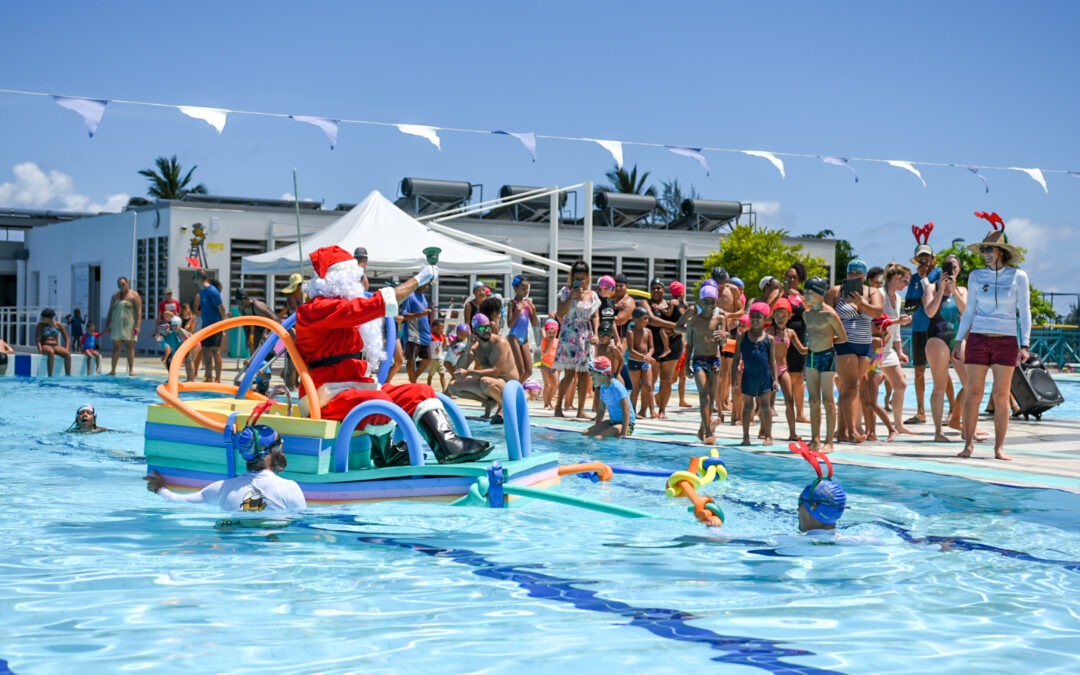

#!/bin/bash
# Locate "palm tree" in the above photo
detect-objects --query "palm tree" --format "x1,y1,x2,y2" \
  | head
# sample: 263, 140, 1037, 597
138, 155, 208, 200
604, 163, 657, 197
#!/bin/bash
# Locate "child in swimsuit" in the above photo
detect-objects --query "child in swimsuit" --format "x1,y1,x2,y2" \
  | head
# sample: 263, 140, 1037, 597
770, 298, 807, 442
81, 321, 102, 375
627, 308, 657, 419
732, 302, 780, 446
682, 285, 725, 442
539, 319, 560, 409
801, 278, 848, 453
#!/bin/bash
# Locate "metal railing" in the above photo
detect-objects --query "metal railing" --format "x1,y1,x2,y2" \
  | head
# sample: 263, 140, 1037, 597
900, 326, 1080, 369
0, 306, 66, 348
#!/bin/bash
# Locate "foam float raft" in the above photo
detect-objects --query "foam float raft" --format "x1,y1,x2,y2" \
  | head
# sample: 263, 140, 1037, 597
144, 315, 648, 513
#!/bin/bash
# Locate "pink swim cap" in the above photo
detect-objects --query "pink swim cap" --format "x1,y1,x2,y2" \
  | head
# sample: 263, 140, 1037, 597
598, 275, 616, 289
670, 281, 686, 298
739, 314, 751, 327
749, 301, 772, 316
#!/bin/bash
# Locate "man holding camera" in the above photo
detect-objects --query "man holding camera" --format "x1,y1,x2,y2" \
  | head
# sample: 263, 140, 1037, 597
904, 244, 942, 424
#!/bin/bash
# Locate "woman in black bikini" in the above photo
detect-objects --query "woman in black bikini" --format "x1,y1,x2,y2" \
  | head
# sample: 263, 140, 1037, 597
646, 279, 685, 419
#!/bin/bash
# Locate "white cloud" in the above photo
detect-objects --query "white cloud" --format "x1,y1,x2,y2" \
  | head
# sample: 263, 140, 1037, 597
751, 200, 783, 227
280, 192, 296, 201
0, 162, 128, 213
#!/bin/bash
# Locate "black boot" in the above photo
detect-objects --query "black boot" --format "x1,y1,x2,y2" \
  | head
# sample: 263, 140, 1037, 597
418, 409, 492, 464
369, 433, 411, 468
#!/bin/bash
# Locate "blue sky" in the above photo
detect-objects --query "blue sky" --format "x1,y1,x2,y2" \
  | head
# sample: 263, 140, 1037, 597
1, 2, 1077, 305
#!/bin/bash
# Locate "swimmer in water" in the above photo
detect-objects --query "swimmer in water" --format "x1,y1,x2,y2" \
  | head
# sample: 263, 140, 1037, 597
67, 404, 109, 433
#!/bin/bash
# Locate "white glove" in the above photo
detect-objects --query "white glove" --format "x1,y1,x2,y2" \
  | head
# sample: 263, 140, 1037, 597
414, 264, 438, 286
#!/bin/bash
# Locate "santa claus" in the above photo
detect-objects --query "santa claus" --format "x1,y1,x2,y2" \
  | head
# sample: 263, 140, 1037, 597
294, 245, 491, 467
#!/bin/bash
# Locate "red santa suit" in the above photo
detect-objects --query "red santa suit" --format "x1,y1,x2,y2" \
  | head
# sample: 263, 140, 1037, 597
295, 248, 434, 427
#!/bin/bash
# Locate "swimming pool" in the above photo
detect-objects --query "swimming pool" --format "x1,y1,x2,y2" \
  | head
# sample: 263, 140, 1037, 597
2, 377, 1079, 673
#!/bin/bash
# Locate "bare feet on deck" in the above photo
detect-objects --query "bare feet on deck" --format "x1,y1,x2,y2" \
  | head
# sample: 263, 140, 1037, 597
995, 451, 1013, 461
957, 447, 974, 458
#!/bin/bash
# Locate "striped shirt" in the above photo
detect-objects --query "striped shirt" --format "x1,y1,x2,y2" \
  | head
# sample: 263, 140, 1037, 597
835, 296, 873, 345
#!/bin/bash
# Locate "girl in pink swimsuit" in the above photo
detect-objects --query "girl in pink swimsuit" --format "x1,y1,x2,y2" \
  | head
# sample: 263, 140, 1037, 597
770, 298, 807, 441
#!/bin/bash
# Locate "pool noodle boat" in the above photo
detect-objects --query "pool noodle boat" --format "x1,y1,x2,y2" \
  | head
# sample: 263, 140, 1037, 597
144, 314, 616, 508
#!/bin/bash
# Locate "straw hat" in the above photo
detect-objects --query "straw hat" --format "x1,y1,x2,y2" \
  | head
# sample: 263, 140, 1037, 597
282, 273, 304, 294
967, 230, 1023, 264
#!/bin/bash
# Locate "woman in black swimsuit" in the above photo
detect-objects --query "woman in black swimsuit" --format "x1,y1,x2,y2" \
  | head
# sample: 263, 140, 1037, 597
647, 278, 685, 419
782, 263, 809, 423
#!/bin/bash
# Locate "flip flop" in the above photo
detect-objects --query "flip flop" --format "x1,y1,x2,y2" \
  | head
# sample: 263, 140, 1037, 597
903, 415, 925, 424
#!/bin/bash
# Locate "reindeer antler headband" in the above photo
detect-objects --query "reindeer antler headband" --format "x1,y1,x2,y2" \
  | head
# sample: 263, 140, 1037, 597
789, 440, 834, 480
911, 221, 934, 245
974, 211, 1005, 231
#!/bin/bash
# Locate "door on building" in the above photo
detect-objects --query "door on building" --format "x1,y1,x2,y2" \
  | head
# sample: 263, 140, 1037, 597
88, 265, 102, 327
72, 264, 89, 322
47, 274, 58, 309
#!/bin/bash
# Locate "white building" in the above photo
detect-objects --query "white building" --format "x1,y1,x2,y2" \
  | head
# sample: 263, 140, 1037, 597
5, 182, 836, 354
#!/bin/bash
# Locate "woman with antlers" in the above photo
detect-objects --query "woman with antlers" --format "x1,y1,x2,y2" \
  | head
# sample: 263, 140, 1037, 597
953, 212, 1032, 461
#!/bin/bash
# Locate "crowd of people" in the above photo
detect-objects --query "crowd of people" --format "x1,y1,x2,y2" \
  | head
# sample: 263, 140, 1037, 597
386, 218, 1030, 463
46, 215, 1032, 471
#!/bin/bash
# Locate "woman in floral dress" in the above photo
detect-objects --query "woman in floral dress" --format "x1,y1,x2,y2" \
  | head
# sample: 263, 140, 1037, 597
553, 259, 600, 418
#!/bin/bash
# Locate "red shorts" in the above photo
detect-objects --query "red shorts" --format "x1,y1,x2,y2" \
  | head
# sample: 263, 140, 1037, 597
963, 333, 1019, 367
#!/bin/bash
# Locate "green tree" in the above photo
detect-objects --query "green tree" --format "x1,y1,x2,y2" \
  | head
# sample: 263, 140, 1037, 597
701, 224, 829, 295
659, 178, 699, 221
800, 228, 856, 279
137, 155, 208, 200
605, 163, 656, 196
935, 241, 1057, 326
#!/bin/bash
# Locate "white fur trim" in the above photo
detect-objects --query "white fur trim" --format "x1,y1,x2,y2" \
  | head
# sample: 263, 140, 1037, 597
410, 397, 444, 426
328, 259, 359, 274
379, 287, 399, 317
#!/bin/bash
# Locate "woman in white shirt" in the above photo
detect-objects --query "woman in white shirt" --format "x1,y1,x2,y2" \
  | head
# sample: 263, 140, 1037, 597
879, 264, 914, 439
953, 229, 1032, 461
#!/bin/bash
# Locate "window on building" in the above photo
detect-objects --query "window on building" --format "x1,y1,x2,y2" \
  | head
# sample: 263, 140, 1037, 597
136, 236, 169, 319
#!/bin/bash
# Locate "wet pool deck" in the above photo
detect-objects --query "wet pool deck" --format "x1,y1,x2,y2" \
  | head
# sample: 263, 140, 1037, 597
125, 357, 1080, 494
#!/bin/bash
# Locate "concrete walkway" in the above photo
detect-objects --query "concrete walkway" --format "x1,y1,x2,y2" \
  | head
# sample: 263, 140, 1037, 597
126, 354, 1080, 494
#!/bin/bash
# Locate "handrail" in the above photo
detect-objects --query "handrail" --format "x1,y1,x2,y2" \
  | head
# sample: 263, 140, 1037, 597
157, 316, 321, 434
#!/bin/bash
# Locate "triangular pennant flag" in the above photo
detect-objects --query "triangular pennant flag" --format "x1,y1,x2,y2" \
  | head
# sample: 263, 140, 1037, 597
492, 130, 537, 162
886, 160, 925, 187
589, 139, 623, 170
396, 124, 441, 150
955, 165, 991, 194
1069, 171, 1080, 180
667, 146, 710, 175
291, 115, 339, 149
178, 106, 227, 134
742, 150, 785, 179
1010, 166, 1048, 194
51, 95, 107, 137
820, 156, 860, 183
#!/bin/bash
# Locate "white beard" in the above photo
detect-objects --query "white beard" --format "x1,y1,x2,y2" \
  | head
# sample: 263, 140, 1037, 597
306, 267, 366, 301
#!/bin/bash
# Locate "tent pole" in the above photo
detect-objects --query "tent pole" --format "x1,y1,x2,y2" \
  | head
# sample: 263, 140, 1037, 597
549, 188, 560, 314
293, 169, 304, 274
583, 181, 593, 273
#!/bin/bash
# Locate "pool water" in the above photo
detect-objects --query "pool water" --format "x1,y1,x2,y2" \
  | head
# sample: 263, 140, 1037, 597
2, 377, 1080, 673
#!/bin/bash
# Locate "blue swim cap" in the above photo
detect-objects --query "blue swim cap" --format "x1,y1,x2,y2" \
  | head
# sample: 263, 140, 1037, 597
847, 258, 868, 275
730, 276, 744, 289
235, 424, 281, 462
799, 479, 847, 525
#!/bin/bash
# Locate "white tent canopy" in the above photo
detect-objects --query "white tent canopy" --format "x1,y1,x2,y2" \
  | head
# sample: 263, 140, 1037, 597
241, 190, 515, 276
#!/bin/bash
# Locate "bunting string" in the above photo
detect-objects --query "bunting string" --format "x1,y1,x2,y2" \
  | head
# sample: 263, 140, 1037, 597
1, 87, 1076, 193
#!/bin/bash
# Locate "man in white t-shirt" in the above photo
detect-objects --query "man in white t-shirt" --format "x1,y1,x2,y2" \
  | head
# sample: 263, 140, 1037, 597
145, 424, 307, 513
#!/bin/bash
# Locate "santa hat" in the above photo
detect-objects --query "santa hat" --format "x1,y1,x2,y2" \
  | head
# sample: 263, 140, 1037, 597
310, 245, 358, 278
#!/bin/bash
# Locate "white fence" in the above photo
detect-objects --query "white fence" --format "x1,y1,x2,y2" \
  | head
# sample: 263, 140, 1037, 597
0, 306, 66, 348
